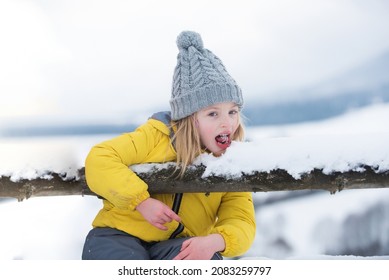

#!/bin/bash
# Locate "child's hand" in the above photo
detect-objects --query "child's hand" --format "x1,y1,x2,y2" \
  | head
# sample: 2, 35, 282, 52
136, 198, 181, 230
173, 234, 225, 260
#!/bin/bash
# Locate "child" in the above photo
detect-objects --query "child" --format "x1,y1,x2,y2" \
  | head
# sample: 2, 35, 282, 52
82, 31, 256, 260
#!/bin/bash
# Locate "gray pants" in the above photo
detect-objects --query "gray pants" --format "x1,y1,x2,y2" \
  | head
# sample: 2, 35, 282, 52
82, 227, 223, 260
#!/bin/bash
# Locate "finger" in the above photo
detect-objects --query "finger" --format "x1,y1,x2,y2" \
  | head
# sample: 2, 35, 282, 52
161, 213, 173, 223
167, 211, 181, 223
180, 239, 191, 251
173, 240, 191, 260
172, 252, 183, 260
173, 249, 189, 260
152, 222, 168, 231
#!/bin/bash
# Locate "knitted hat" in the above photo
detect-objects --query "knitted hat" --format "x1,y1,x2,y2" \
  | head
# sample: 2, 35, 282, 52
170, 31, 243, 120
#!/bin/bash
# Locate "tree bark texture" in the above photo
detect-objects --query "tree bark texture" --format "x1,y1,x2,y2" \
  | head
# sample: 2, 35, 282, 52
1, 165, 388, 201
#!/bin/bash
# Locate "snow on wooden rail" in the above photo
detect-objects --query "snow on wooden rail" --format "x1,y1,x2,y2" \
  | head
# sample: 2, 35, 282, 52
1, 165, 389, 201
1, 131, 389, 201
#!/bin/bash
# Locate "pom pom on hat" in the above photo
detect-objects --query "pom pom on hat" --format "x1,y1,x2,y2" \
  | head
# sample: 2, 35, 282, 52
176, 31, 204, 51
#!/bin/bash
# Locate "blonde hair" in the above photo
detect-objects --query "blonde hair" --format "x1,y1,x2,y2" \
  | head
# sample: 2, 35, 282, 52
171, 113, 245, 178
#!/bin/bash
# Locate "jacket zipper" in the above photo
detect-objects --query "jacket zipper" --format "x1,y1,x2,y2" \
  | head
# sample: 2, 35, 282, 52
169, 193, 184, 239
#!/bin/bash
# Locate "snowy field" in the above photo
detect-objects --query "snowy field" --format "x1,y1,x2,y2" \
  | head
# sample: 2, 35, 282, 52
0, 103, 389, 260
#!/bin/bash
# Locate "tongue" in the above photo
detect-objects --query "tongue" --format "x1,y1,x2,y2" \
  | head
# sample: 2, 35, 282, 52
215, 135, 231, 149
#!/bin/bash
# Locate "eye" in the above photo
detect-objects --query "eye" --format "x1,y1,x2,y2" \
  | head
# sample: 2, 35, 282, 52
229, 109, 238, 115
208, 111, 217, 117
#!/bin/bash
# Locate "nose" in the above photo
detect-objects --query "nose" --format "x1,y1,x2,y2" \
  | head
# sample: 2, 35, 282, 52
220, 113, 232, 128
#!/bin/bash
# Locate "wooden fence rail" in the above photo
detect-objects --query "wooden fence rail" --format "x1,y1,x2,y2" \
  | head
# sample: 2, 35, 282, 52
1, 164, 389, 201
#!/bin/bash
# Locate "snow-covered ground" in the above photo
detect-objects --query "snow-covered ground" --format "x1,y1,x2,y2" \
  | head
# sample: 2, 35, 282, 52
0, 103, 388, 259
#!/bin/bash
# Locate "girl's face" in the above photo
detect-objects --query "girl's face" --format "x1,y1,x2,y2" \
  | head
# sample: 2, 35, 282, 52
195, 102, 240, 156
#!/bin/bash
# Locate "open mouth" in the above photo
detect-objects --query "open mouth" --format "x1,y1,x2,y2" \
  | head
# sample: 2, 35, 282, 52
215, 133, 231, 149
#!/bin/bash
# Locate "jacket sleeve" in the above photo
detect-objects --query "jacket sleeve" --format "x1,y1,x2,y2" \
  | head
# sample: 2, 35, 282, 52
85, 121, 167, 210
210, 192, 256, 257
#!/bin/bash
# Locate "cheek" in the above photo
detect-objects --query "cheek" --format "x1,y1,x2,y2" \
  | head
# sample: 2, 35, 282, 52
233, 121, 239, 132
198, 124, 215, 142
232, 118, 240, 131
204, 125, 215, 134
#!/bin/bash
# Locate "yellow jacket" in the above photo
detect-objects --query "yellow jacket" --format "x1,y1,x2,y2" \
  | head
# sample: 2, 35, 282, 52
85, 112, 256, 257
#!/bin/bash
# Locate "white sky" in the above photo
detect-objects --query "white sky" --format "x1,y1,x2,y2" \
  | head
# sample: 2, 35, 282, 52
1, 0, 389, 125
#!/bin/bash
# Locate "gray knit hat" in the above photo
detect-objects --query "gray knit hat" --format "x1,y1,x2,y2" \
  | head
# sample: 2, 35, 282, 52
170, 31, 244, 120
